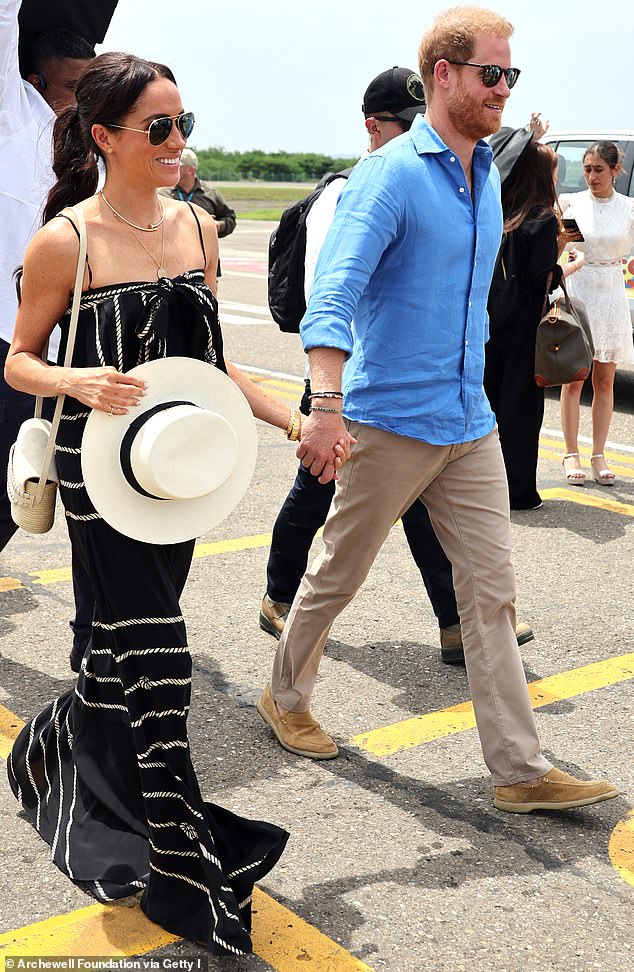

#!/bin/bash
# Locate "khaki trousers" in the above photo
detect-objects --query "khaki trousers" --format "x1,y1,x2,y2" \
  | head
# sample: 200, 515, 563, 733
271, 423, 552, 785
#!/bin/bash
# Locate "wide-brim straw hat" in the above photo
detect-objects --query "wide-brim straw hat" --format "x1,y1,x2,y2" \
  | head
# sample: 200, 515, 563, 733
81, 357, 257, 544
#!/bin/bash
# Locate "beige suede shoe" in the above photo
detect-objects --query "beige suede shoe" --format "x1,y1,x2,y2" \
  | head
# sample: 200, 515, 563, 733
256, 684, 338, 759
440, 620, 534, 664
259, 594, 290, 640
494, 766, 619, 813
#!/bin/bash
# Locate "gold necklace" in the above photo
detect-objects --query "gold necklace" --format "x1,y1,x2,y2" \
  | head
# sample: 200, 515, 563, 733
100, 190, 164, 231
128, 220, 168, 279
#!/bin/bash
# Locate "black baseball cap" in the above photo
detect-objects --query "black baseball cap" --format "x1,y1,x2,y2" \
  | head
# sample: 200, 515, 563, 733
362, 66, 426, 122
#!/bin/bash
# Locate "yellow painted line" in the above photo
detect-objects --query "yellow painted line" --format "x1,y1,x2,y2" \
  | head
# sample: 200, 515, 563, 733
539, 449, 634, 478
193, 532, 272, 559
29, 566, 72, 586
0, 890, 375, 969
258, 378, 305, 393
0, 902, 178, 957
252, 888, 375, 971
609, 811, 634, 890
0, 705, 24, 761
0, 705, 374, 970
0, 577, 22, 593
539, 436, 634, 466
352, 653, 634, 756
541, 487, 634, 516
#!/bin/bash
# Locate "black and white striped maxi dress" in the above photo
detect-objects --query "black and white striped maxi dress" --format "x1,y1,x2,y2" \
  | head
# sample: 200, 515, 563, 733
7, 267, 288, 955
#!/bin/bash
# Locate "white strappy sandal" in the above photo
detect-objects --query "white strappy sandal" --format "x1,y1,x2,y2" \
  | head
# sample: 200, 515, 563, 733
590, 454, 616, 486
562, 453, 586, 486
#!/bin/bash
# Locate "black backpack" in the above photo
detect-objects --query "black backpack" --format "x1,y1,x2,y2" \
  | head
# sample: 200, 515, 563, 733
268, 170, 351, 333
487, 229, 523, 332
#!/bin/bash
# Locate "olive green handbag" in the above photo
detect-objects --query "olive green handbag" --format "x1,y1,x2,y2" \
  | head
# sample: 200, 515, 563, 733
534, 274, 594, 388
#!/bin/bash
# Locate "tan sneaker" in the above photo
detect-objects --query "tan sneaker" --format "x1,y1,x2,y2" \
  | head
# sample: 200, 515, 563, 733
494, 766, 619, 813
259, 594, 290, 640
256, 684, 338, 759
440, 620, 534, 664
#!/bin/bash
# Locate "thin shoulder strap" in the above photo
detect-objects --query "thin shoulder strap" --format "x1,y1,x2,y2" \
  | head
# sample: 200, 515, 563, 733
34, 207, 87, 503
58, 212, 93, 288
186, 201, 207, 267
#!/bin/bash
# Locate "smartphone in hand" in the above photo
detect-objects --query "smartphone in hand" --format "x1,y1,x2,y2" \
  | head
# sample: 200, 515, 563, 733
563, 217, 585, 242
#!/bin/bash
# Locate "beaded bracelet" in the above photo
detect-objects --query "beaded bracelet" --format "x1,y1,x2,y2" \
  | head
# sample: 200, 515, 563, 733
310, 405, 341, 414
309, 391, 343, 399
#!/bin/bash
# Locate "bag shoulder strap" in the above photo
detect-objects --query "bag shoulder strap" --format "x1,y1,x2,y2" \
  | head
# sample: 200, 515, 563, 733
34, 206, 88, 502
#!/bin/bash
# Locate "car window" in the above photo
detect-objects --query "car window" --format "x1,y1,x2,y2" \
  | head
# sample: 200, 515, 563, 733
553, 139, 627, 195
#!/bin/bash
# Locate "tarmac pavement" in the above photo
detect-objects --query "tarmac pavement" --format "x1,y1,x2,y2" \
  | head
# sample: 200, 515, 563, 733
0, 222, 633, 972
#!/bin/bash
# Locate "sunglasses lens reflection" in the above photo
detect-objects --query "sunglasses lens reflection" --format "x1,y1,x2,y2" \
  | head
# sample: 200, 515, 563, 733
149, 117, 173, 145
179, 112, 195, 138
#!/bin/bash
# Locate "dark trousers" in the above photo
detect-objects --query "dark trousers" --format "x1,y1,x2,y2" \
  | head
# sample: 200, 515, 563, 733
1, 339, 94, 655
266, 461, 460, 629
484, 326, 544, 510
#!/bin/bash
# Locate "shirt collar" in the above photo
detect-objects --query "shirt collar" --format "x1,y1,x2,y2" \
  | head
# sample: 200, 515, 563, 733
409, 115, 493, 163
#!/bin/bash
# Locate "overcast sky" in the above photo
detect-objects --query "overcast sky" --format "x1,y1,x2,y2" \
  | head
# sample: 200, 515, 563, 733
100, 0, 631, 157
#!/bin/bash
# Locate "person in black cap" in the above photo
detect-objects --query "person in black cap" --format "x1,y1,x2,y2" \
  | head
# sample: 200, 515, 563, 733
260, 65, 533, 663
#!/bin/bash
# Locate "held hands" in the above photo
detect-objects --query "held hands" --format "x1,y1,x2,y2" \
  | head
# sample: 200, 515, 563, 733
61, 366, 147, 415
296, 410, 356, 484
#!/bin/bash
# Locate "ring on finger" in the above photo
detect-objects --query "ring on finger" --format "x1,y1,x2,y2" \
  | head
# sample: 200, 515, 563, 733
108, 404, 114, 416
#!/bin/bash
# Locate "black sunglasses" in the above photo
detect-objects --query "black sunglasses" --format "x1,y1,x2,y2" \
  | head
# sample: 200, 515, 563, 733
447, 61, 521, 89
110, 111, 195, 146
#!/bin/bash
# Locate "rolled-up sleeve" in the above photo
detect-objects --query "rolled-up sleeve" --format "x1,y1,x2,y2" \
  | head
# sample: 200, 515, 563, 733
300, 155, 401, 356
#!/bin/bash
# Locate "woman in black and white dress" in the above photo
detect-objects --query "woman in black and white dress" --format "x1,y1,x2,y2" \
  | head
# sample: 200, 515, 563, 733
4, 52, 350, 955
559, 141, 634, 485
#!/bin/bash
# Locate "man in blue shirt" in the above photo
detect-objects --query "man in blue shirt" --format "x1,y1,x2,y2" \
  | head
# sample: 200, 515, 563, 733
257, 5, 618, 813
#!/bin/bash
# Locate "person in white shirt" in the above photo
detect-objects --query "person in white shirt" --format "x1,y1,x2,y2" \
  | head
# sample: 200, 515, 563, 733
0, 1, 94, 667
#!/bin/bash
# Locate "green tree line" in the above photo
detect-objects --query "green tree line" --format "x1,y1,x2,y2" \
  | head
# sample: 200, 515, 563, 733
193, 147, 358, 182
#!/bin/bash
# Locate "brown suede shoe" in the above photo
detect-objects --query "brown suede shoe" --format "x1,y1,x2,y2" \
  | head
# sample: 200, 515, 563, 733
440, 620, 534, 664
494, 766, 619, 813
256, 684, 338, 759
259, 594, 290, 640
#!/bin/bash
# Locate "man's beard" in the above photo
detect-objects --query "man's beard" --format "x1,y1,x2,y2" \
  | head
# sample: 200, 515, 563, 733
448, 76, 504, 141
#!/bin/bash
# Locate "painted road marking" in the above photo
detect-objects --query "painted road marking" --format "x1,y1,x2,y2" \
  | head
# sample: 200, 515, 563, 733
609, 811, 634, 890
539, 449, 634, 479
541, 487, 634, 516
0, 890, 375, 971
0, 708, 375, 971
351, 653, 634, 756
2, 486, 632, 594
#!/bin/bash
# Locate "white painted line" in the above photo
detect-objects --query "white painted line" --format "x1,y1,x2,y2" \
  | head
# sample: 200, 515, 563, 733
222, 270, 266, 280
542, 427, 634, 454
220, 301, 271, 316
221, 314, 273, 327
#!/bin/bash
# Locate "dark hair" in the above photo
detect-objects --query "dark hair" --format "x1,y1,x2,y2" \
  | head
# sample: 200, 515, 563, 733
43, 53, 176, 223
29, 28, 95, 72
583, 140, 621, 169
502, 141, 560, 234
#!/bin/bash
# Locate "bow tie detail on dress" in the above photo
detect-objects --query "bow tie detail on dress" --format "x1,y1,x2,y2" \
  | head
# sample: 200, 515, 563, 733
135, 274, 218, 363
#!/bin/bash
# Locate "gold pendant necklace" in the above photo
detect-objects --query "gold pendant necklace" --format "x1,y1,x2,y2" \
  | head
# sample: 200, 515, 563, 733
100, 190, 165, 231
129, 220, 167, 279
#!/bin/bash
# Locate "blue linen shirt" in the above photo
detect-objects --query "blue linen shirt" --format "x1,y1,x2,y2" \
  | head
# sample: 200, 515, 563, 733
300, 116, 503, 445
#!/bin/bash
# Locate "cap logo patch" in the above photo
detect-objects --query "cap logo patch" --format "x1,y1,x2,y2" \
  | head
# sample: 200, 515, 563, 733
407, 74, 425, 101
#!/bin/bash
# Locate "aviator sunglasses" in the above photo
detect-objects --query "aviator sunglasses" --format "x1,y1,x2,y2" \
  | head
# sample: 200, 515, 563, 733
447, 61, 521, 89
109, 111, 195, 146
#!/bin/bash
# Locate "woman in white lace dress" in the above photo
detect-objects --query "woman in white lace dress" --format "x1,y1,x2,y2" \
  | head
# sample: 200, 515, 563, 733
559, 141, 634, 485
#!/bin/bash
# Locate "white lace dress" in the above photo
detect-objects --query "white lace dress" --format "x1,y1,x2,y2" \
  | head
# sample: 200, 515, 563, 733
560, 190, 634, 364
